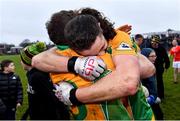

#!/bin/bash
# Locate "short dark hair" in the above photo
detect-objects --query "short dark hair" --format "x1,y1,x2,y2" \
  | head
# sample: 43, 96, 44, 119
135, 34, 143, 40
64, 15, 102, 52
0, 59, 13, 71
46, 10, 76, 45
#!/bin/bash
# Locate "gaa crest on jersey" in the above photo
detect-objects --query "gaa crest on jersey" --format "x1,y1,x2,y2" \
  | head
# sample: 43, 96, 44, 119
116, 42, 132, 50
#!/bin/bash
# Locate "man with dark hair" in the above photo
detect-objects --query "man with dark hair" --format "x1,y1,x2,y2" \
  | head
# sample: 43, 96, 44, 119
33, 10, 106, 81
46, 10, 76, 45
61, 14, 154, 120
64, 15, 103, 53
47, 14, 153, 120
134, 34, 144, 52
46, 11, 136, 120
32, 9, 155, 120
48, 13, 109, 120
150, 35, 170, 99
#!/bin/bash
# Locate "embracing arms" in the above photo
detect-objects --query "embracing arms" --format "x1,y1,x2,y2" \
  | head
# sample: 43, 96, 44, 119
75, 54, 140, 103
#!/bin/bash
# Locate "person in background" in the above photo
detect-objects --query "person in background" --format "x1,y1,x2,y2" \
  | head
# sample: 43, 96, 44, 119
170, 38, 180, 83
0, 59, 23, 120
150, 35, 170, 99
134, 34, 144, 52
20, 42, 69, 120
141, 48, 164, 120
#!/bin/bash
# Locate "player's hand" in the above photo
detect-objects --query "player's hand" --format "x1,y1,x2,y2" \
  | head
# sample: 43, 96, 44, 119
117, 24, 132, 35
68, 56, 106, 80
54, 81, 74, 106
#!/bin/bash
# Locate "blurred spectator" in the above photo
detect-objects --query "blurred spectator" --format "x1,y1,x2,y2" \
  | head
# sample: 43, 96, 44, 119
150, 35, 170, 99
141, 48, 164, 120
170, 38, 180, 83
0, 60, 23, 120
134, 34, 144, 52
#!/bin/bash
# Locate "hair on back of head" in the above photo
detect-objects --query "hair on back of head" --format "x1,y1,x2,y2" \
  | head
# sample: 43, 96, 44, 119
46, 10, 77, 45
135, 34, 143, 40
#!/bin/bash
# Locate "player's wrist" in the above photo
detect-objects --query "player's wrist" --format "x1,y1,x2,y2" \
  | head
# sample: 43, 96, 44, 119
69, 88, 83, 105
68, 56, 78, 73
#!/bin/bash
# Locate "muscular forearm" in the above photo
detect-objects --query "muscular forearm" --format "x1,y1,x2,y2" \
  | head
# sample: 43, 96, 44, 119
76, 72, 133, 103
76, 55, 140, 103
32, 47, 69, 72
138, 53, 156, 79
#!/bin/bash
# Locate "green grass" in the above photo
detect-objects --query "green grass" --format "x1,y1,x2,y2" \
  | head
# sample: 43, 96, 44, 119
0, 55, 180, 120
161, 57, 180, 120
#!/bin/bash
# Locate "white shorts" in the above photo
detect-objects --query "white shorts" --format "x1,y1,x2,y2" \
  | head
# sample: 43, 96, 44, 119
173, 61, 180, 68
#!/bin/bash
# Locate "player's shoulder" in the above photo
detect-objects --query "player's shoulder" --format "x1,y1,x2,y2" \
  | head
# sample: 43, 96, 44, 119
115, 30, 129, 38
109, 30, 132, 47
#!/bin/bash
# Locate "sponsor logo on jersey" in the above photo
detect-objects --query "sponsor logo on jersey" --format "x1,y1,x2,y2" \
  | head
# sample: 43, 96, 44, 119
116, 42, 132, 50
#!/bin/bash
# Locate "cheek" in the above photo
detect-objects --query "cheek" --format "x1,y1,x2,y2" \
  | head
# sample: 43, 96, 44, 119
10, 66, 15, 70
148, 58, 154, 63
93, 50, 101, 56
151, 58, 156, 63
8, 67, 15, 72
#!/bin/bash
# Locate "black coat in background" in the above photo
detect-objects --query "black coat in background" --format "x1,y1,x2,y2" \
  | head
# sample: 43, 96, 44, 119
26, 68, 69, 120
0, 72, 23, 119
150, 44, 170, 99
0, 98, 7, 118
